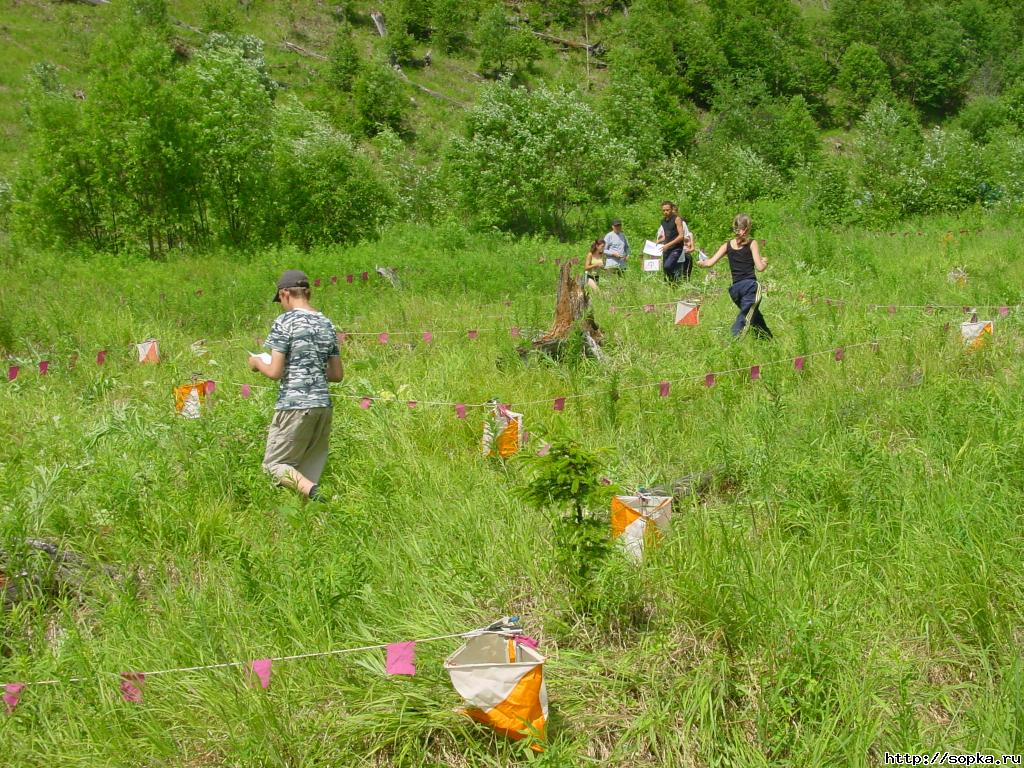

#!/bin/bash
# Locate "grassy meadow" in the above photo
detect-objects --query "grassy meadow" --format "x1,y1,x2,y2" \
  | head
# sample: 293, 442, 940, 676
1, 209, 1024, 766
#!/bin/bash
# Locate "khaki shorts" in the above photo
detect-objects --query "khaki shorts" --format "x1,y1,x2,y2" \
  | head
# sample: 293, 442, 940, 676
262, 407, 333, 486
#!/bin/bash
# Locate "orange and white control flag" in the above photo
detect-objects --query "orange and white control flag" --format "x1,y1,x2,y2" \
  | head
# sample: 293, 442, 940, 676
136, 339, 160, 364
482, 404, 524, 458
445, 633, 548, 750
675, 301, 699, 326
611, 494, 672, 561
960, 320, 992, 349
173, 381, 207, 419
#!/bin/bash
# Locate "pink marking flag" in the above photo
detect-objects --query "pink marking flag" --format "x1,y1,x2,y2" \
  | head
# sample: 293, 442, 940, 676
794, 356, 805, 372
455, 403, 467, 419
888, 305, 897, 314
69, 353, 78, 370
360, 271, 369, 282
514, 635, 539, 650
7, 366, 18, 382
422, 331, 433, 344
522, 430, 531, 444
834, 347, 845, 362
331, 275, 338, 284
96, 350, 107, 366
659, 381, 670, 397
553, 397, 565, 412
378, 332, 390, 345
643, 304, 655, 313
510, 326, 521, 338
249, 659, 272, 690
750, 365, 761, 381
240, 384, 252, 399
360, 397, 372, 410
555, 258, 562, 266
999, 305, 1010, 317
120, 672, 144, 703
385, 642, 417, 676
205, 380, 216, 395
3, 683, 24, 715
407, 400, 417, 409
537, 443, 551, 457
346, 274, 354, 284
38, 360, 49, 376
314, 278, 321, 287
468, 330, 478, 340
337, 332, 349, 345
704, 373, 715, 388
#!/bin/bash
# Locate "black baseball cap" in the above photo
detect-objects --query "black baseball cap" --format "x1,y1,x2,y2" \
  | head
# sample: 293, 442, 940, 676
611, 218, 622, 226
272, 269, 310, 302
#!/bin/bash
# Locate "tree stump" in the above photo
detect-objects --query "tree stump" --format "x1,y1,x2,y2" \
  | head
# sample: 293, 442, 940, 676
525, 263, 604, 361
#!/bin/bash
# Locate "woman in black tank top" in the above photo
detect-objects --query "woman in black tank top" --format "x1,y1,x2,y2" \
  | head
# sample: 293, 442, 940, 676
697, 214, 772, 339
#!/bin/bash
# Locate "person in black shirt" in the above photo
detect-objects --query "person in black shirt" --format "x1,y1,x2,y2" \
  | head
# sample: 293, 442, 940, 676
698, 214, 772, 338
656, 201, 690, 282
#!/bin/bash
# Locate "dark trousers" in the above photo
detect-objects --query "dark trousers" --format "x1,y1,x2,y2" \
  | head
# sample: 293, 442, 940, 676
663, 249, 691, 282
728, 279, 772, 338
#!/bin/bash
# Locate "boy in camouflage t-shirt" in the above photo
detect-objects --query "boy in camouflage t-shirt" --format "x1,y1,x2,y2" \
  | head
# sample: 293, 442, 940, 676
249, 270, 343, 501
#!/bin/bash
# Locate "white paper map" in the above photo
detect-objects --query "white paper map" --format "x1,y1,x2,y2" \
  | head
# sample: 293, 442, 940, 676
643, 240, 663, 257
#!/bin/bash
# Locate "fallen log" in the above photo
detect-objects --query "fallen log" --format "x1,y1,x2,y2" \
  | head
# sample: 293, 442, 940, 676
531, 30, 599, 53
1, 538, 120, 610
281, 41, 328, 61
393, 68, 466, 107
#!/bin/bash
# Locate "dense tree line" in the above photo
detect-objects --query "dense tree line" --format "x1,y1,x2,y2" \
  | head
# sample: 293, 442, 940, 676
7, 0, 1024, 253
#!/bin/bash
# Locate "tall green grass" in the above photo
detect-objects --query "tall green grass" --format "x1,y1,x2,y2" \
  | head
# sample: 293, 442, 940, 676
1, 213, 1023, 766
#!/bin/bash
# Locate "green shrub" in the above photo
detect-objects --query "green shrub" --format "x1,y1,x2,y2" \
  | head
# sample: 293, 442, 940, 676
270, 101, 395, 247
918, 127, 987, 212
352, 63, 409, 137
430, 0, 471, 54
449, 81, 635, 236
834, 42, 892, 126
475, 3, 542, 81
953, 96, 1010, 143
328, 26, 362, 92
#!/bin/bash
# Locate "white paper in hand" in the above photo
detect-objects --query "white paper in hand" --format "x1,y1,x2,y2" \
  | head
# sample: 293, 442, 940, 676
643, 240, 663, 257
250, 352, 272, 365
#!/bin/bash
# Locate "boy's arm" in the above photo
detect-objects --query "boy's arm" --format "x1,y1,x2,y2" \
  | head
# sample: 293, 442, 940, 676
699, 243, 728, 267
250, 350, 287, 380
326, 355, 343, 383
751, 240, 768, 272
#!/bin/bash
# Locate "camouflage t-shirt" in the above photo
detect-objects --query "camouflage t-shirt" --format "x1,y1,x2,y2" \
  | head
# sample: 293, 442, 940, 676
264, 309, 339, 410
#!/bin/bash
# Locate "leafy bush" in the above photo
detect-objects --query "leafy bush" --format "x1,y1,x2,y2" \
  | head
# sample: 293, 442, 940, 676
918, 127, 987, 212
269, 101, 395, 247
328, 26, 362, 93
953, 96, 1009, 143
352, 63, 409, 136
450, 81, 635, 236
521, 440, 613, 612
430, 0, 471, 53
804, 158, 857, 226
834, 42, 892, 126
850, 99, 925, 220
475, 3, 542, 81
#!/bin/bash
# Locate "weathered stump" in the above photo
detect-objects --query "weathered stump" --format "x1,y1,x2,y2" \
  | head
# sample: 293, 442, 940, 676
525, 263, 604, 361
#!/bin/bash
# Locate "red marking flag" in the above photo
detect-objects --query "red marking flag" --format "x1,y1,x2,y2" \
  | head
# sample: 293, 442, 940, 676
120, 673, 144, 703
386, 642, 417, 676
250, 659, 272, 690
3, 683, 24, 715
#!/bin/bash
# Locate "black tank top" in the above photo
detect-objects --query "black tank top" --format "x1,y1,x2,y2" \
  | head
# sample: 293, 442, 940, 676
661, 216, 680, 250
726, 239, 756, 283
